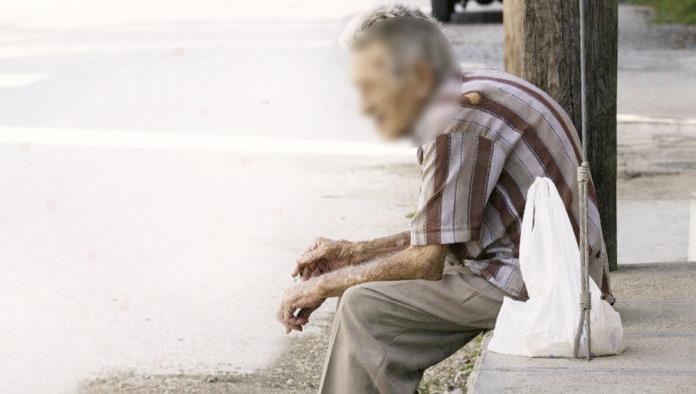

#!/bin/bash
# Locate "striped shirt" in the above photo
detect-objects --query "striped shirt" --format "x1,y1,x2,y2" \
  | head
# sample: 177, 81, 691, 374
409, 69, 613, 302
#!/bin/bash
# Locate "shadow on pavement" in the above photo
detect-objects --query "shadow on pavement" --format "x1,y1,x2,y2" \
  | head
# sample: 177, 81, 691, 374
450, 10, 503, 24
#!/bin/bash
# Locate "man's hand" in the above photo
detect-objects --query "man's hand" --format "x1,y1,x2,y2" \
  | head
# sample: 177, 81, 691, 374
276, 280, 326, 334
278, 232, 415, 333
292, 237, 354, 280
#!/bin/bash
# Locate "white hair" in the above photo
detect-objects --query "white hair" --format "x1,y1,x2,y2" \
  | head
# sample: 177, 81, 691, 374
339, 4, 437, 48
339, 4, 456, 82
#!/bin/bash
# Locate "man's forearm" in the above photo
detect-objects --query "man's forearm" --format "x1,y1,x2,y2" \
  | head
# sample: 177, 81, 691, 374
350, 231, 411, 265
316, 244, 446, 298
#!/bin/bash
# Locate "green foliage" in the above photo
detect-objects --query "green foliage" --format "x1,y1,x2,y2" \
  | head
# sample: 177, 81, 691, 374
630, 0, 696, 24
417, 334, 485, 394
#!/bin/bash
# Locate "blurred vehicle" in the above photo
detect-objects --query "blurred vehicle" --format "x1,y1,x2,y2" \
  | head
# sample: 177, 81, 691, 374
431, 0, 502, 22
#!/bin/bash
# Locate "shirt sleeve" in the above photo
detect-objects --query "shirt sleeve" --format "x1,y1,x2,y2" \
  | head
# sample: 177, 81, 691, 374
410, 130, 505, 246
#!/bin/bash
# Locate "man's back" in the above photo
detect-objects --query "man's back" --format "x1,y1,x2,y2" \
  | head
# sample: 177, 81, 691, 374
410, 69, 613, 302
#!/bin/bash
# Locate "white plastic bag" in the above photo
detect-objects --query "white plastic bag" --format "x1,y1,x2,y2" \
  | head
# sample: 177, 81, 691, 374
488, 177, 624, 357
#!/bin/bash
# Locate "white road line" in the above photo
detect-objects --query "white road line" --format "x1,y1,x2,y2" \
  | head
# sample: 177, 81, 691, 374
0, 73, 47, 88
617, 114, 696, 126
0, 127, 415, 156
3, 114, 694, 155
0, 40, 335, 58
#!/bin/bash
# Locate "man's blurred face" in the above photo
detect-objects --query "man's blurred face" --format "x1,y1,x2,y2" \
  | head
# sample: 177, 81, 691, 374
351, 41, 430, 140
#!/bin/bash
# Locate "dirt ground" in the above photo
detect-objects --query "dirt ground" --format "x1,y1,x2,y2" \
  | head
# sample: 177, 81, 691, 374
79, 314, 483, 394
78, 316, 335, 394
618, 123, 696, 200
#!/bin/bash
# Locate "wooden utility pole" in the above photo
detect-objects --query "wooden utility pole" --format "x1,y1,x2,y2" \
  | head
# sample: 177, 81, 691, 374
503, 0, 618, 270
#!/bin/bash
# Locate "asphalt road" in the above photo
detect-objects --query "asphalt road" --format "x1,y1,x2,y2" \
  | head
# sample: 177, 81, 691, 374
0, 2, 694, 144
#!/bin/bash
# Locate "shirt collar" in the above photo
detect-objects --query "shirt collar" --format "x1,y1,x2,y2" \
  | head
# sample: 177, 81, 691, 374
410, 73, 462, 146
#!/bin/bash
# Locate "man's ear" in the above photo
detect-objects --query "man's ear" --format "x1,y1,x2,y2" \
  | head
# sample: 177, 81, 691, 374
413, 60, 436, 99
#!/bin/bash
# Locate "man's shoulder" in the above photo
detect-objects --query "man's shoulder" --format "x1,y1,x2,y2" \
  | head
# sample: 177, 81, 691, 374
459, 68, 569, 120
460, 68, 542, 94
458, 69, 574, 130
455, 68, 582, 159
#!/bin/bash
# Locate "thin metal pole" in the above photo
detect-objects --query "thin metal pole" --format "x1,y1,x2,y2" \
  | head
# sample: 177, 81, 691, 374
573, 0, 592, 361
579, 0, 589, 158
574, 163, 592, 360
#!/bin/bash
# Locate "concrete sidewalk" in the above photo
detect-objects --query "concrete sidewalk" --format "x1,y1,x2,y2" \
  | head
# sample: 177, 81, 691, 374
468, 262, 696, 394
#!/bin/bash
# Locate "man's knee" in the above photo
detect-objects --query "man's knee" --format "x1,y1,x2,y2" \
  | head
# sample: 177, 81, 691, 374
338, 284, 381, 324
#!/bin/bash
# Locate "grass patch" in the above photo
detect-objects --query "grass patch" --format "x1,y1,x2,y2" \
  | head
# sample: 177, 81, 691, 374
629, 0, 696, 24
417, 333, 485, 394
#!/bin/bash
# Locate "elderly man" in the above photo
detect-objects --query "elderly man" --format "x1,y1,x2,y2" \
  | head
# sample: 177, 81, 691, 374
277, 5, 614, 393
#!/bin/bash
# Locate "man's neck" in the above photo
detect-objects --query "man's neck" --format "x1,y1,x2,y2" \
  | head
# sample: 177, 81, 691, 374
409, 73, 462, 146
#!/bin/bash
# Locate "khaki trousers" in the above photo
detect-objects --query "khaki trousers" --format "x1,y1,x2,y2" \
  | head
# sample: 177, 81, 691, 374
318, 262, 506, 394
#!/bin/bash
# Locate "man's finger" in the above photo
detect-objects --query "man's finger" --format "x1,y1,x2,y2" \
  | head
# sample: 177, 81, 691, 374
283, 304, 295, 328
278, 306, 296, 334
291, 262, 305, 278
288, 305, 314, 328
284, 307, 304, 333
291, 249, 324, 277
289, 315, 309, 326
301, 266, 313, 281
295, 299, 324, 324
285, 319, 303, 333
292, 261, 318, 279
296, 246, 327, 266
296, 307, 316, 323
284, 318, 303, 333
309, 267, 322, 278
303, 239, 322, 254
277, 305, 290, 324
